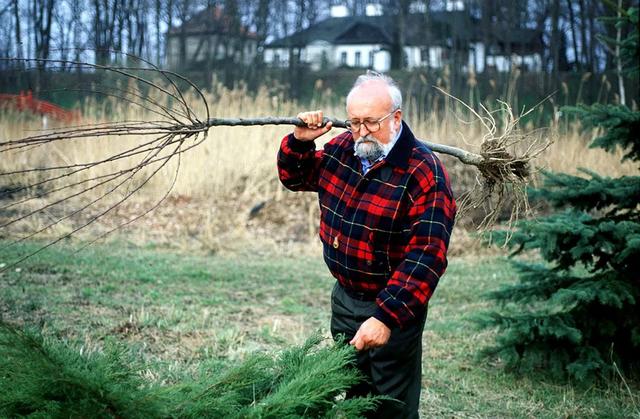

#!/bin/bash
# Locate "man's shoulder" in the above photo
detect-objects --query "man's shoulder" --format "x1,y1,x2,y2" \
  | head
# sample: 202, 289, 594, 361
406, 140, 452, 190
407, 140, 445, 173
326, 130, 353, 148
322, 130, 354, 156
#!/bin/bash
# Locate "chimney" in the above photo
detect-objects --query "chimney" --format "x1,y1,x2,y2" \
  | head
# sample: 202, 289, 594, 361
445, 0, 464, 11
409, 1, 426, 13
365, 3, 383, 16
330, 5, 349, 17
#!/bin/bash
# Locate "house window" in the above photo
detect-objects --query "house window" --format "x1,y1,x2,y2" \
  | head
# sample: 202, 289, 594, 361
273, 53, 280, 66
369, 51, 375, 67
355, 51, 361, 67
341, 51, 347, 66
321, 51, 329, 69
420, 47, 429, 63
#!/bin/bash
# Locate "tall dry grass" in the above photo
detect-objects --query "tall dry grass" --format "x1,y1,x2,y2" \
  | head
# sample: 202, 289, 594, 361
0, 82, 637, 255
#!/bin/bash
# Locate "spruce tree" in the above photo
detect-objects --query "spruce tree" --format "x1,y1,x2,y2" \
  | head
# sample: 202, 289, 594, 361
477, 6, 639, 381
0, 321, 378, 418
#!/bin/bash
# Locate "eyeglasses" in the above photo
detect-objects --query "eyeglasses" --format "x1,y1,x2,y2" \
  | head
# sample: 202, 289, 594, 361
345, 108, 399, 133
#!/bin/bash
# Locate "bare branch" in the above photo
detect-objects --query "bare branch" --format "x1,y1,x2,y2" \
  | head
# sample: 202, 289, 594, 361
0, 53, 552, 269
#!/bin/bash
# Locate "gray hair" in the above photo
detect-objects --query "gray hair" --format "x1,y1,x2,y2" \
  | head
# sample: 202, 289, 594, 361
346, 70, 403, 112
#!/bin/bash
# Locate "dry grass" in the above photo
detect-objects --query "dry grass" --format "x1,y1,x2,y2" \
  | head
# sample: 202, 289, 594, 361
0, 83, 637, 256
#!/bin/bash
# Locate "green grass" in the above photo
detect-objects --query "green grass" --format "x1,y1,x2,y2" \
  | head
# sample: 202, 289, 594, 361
1, 241, 638, 418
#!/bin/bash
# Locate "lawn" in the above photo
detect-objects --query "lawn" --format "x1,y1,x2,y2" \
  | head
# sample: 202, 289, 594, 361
1, 241, 638, 418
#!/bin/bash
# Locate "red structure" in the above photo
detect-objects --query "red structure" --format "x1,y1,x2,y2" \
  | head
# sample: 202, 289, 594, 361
0, 91, 79, 123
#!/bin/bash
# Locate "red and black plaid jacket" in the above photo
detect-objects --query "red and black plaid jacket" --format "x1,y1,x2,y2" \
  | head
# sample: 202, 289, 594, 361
277, 121, 456, 329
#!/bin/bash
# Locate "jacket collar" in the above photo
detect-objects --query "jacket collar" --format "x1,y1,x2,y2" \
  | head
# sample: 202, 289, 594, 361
384, 120, 414, 170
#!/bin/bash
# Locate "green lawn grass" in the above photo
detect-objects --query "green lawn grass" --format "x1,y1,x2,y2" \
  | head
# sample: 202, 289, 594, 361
1, 241, 638, 418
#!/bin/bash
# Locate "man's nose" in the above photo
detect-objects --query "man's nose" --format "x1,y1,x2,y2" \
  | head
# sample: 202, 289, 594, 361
358, 123, 371, 135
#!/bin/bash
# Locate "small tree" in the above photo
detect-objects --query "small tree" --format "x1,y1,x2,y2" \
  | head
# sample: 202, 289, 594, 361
0, 322, 378, 418
477, 6, 639, 381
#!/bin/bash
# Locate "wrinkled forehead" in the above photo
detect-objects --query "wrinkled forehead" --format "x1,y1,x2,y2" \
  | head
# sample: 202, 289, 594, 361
346, 81, 393, 118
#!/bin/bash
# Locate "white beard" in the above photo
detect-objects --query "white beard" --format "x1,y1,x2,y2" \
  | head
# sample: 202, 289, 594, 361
353, 125, 398, 162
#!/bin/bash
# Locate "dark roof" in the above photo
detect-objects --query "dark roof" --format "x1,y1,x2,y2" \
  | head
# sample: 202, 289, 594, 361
267, 11, 476, 48
266, 11, 543, 52
267, 16, 353, 47
492, 27, 544, 53
168, 6, 256, 38
334, 21, 392, 44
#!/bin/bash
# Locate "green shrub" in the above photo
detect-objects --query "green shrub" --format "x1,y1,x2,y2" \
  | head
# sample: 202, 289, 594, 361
476, 7, 640, 382
0, 321, 377, 418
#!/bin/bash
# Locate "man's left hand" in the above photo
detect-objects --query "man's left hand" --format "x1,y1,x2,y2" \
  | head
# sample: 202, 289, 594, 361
350, 317, 391, 351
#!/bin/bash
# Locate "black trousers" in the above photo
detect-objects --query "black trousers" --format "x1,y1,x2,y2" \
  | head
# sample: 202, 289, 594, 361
330, 282, 427, 419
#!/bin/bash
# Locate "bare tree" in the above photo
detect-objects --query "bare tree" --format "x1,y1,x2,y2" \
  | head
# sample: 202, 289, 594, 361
12, 0, 23, 60
577, 0, 590, 70
175, 0, 193, 67
388, 0, 409, 70
566, 0, 581, 70
53, 1, 72, 67
550, 0, 561, 83
124, 0, 149, 58
587, 0, 598, 71
422, 0, 432, 69
480, 0, 495, 72
0, 56, 550, 268
71, 0, 85, 66
93, 0, 122, 65
155, 0, 162, 64
223, 0, 241, 86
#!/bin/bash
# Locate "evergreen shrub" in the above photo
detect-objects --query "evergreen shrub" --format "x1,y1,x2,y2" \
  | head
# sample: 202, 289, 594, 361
476, 6, 639, 382
0, 321, 377, 418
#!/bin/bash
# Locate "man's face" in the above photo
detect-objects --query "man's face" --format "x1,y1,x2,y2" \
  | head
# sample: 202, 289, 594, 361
347, 81, 402, 160
346, 82, 402, 144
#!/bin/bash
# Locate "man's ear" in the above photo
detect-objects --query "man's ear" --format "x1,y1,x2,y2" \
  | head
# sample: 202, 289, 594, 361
394, 110, 402, 128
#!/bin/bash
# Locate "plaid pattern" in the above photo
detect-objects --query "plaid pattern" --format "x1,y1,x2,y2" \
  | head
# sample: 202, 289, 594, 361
277, 122, 456, 329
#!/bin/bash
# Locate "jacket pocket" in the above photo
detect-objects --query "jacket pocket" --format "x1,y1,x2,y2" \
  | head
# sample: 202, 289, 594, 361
368, 231, 391, 275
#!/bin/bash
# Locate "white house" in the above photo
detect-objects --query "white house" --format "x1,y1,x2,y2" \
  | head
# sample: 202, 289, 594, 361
264, 4, 543, 73
166, 6, 258, 70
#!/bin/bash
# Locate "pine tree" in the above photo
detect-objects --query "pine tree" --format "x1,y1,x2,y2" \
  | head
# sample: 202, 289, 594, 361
477, 6, 640, 381
0, 321, 378, 418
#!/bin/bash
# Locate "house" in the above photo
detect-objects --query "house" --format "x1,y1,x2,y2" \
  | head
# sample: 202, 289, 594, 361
165, 6, 258, 70
264, 4, 542, 73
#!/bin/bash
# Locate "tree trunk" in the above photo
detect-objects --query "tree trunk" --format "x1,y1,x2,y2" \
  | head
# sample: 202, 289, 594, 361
136, 3, 147, 58
578, 0, 590, 70
504, 8, 513, 72
551, 0, 561, 88
94, 0, 120, 65
587, 0, 597, 72
481, 0, 494, 73
615, 0, 625, 105
12, 0, 22, 60
178, 0, 190, 70
603, 1, 618, 71
155, 0, 161, 65
566, 0, 581, 70
72, 0, 82, 75
423, 0, 431, 69
255, 0, 269, 62
391, 0, 408, 70
32, 0, 56, 72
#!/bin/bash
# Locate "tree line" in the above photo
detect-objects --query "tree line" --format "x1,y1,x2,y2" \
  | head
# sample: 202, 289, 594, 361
0, 0, 637, 99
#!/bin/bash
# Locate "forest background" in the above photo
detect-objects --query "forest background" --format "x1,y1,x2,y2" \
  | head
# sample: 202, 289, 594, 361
0, 0, 639, 417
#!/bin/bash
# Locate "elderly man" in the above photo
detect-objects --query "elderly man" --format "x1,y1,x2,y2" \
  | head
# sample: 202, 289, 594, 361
277, 72, 456, 418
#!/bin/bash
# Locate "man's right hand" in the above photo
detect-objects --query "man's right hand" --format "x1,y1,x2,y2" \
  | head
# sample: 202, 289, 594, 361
293, 110, 333, 142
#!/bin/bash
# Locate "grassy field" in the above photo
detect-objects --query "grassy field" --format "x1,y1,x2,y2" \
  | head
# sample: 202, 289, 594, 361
1, 241, 638, 418
1, 83, 637, 258
1, 79, 638, 417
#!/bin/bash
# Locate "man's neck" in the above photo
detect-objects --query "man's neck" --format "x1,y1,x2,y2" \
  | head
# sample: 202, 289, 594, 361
380, 123, 403, 159
360, 124, 403, 172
